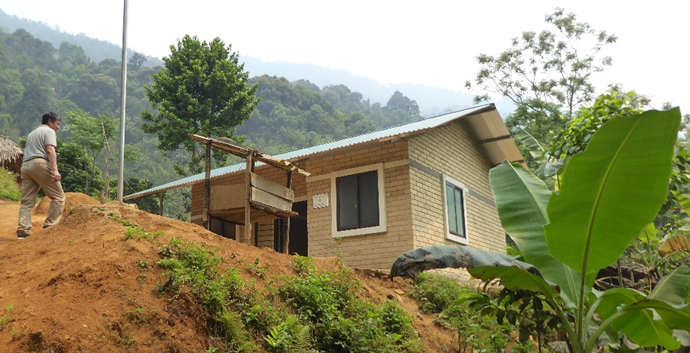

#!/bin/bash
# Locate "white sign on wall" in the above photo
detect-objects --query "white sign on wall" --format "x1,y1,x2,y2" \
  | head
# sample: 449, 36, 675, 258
313, 193, 329, 209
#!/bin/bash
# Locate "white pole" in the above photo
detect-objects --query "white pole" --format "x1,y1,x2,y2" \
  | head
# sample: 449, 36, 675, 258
117, 0, 128, 201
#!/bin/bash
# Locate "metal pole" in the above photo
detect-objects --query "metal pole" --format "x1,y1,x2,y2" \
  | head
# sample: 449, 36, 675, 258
117, 0, 129, 201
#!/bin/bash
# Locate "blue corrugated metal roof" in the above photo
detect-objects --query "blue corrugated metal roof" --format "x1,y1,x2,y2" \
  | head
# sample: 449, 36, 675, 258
124, 104, 493, 200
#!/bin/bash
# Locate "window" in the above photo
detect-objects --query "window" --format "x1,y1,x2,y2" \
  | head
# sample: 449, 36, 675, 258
443, 175, 468, 244
331, 164, 386, 237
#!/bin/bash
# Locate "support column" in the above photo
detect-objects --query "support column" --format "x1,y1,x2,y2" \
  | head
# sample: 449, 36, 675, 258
159, 191, 164, 216
282, 171, 293, 254
244, 153, 253, 243
203, 141, 211, 229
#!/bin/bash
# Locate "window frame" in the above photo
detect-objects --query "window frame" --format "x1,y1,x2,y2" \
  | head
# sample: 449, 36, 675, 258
331, 163, 387, 238
442, 175, 469, 245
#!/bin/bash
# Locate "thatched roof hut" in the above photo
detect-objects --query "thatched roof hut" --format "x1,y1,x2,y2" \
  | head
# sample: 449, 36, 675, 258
0, 136, 23, 175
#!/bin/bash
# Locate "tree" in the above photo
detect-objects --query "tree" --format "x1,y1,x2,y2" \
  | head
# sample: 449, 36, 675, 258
58, 141, 104, 196
549, 88, 650, 160
386, 90, 420, 117
66, 109, 118, 194
466, 8, 617, 120
129, 52, 147, 71
141, 35, 260, 176
505, 99, 563, 169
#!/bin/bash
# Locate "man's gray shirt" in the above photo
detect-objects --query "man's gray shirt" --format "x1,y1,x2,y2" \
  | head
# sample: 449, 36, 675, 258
23, 125, 57, 162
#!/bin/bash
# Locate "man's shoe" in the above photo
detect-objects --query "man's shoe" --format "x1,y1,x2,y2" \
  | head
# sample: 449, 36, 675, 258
17, 230, 30, 240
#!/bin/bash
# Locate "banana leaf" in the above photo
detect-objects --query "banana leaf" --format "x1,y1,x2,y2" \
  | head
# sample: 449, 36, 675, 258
545, 108, 681, 276
389, 244, 558, 296
659, 234, 690, 257
648, 264, 690, 306
468, 265, 558, 297
673, 190, 690, 216
514, 128, 563, 178
594, 266, 690, 349
514, 128, 543, 159
490, 161, 583, 307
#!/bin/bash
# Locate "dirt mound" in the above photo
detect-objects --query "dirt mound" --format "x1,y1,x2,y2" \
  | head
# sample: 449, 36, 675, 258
33, 192, 100, 218
0, 194, 454, 352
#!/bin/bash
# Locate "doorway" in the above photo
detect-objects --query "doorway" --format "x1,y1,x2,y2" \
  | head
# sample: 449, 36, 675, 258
274, 201, 308, 256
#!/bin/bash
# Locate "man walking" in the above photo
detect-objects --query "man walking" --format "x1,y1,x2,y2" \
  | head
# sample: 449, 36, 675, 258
17, 112, 65, 239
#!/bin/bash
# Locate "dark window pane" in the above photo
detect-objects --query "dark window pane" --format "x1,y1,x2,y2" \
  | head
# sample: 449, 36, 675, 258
209, 217, 236, 240
210, 217, 223, 235
225, 221, 236, 240
337, 174, 359, 230
454, 188, 465, 237
358, 171, 379, 228
446, 183, 458, 234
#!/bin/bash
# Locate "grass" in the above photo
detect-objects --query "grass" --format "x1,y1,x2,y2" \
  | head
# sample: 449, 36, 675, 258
0, 167, 20, 201
0, 304, 16, 332
122, 225, 161, 243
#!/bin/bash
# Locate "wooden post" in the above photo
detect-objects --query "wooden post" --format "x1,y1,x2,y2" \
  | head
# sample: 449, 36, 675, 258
159, 191, 164, 215
244, 153, 253, 244
282, 171, 293, 254
203, 141, 211, 230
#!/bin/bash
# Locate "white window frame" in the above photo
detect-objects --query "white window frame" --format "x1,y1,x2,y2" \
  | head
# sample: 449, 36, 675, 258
331, 163, 387, 238
442, 175, 469, 245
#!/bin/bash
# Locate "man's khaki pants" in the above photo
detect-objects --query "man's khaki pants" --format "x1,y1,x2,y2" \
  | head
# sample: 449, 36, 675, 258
17, 158, 65, 232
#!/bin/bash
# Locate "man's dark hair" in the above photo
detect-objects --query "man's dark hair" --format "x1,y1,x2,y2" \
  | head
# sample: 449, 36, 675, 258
41, 112, 61, 125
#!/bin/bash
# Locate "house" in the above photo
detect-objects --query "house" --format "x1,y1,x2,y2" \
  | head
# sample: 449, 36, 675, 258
125, 103, 525, 270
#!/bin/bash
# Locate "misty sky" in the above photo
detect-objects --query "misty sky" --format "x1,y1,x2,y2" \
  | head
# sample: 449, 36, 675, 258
0, 0, 688, 112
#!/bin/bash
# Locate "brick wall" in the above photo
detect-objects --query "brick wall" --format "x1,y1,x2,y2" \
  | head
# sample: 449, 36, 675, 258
305, 141, 414, 269
408, 120, 506, 253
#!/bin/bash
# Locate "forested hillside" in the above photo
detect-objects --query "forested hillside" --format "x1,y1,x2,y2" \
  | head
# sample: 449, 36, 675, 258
0, 26, 424, 218
0, 8, 163, 67
1, 8, 508, 117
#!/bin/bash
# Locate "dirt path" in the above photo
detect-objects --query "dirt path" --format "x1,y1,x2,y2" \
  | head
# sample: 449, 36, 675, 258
0, 201, 45, 246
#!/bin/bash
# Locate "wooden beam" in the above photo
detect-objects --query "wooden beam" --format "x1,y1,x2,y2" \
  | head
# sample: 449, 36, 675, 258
476, 134, 513, 144
244, 153, 253, 244
188, 134, 310, 176
203, 141, 211, 230
283, 171, 293, 254
159, 191, 164, 216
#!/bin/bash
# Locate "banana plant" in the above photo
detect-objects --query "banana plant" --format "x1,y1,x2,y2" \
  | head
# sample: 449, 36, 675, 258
390, 108, 689, 352
514, 127, 564, 183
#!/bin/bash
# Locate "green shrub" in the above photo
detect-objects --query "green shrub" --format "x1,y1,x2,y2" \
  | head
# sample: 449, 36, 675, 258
157, 238, 258, 351
264, 315, 312, 353
0, 168, 20, 201
156, 241, 422, 353
279, 257, 422, 353
440, 292, 513, 352
409, 273, 465, 313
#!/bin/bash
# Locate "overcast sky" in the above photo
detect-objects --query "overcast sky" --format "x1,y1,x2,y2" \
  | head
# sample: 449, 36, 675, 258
1, 0, 688, 112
